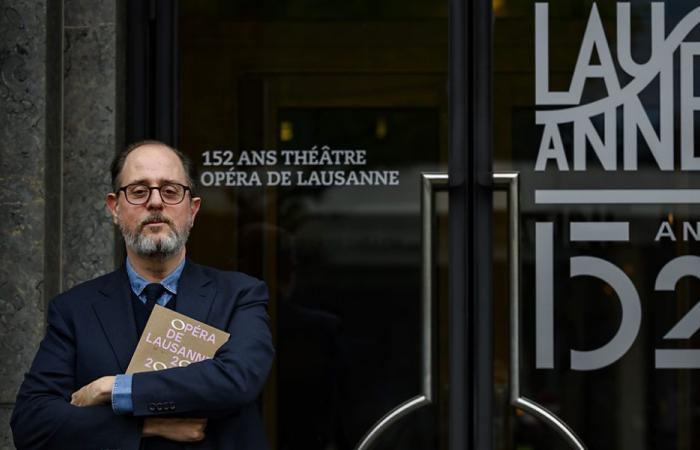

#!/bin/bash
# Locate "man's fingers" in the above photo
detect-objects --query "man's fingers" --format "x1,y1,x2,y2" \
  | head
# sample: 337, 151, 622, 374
69, 376, 114, 407
70, 384, 91, 406
70, 389, 83, 406
182, 418, 207, 441
143, 417, 208, 442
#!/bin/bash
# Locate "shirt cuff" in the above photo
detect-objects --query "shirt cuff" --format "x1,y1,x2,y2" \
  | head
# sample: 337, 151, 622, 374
111, 374, 133, 414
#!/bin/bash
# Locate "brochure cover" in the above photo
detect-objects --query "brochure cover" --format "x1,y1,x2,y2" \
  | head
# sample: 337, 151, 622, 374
126, 304, 230, 373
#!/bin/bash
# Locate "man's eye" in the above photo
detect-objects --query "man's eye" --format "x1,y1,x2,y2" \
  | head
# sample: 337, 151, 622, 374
129, 187, 149, 197
162, 186, 180, 197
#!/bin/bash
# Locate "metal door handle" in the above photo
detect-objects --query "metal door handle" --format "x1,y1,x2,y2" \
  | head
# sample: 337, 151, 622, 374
494, 172, 586, 450
355, 173, 447, 450
357, 172, 583, 450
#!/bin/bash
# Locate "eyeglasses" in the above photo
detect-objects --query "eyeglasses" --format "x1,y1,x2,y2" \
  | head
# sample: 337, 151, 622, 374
118, 183, 191, 205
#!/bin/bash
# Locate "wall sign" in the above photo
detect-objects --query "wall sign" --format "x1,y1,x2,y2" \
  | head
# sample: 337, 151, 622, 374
535, 2, 700, 172
533, 2, 700, 370
199, 147, 400, 187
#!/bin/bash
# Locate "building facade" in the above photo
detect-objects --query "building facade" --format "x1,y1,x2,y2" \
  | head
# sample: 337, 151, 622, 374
2, 1, 699, 449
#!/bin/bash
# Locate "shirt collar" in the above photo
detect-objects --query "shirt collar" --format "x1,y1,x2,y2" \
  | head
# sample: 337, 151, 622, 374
125, 257, 186, 296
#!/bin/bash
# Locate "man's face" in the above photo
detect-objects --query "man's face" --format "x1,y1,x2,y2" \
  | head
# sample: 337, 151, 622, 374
106, 144, 201, 260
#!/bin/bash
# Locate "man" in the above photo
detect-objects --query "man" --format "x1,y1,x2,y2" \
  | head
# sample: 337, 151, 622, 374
11, 141, 274, 449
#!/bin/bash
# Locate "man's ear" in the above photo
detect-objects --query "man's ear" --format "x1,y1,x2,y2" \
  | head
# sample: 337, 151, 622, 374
105, 193, 119, 225
190, 196, 201, 221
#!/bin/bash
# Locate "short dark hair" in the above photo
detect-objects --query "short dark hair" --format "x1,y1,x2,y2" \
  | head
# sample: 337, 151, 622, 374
110, 140, 195, 193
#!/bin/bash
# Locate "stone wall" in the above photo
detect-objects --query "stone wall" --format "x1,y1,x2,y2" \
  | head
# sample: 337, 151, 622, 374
0, 3, 50, 448
0, 1, 121, 448
62, 0, 120, 289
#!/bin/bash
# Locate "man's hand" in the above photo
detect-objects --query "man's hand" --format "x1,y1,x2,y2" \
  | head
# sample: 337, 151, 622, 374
142, 418, 207, 442
70, 376, 115, 407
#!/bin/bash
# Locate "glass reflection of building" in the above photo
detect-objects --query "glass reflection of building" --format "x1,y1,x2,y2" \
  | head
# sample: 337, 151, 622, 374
177, 1, 700, 448
179, 2, 449, 449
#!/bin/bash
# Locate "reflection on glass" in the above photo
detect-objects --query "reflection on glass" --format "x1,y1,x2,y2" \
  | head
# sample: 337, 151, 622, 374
495, 1, 700, 449
179, 1, 448, 448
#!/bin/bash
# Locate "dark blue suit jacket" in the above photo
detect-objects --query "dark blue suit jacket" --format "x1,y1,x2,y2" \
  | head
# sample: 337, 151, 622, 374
11, 261, 274, 450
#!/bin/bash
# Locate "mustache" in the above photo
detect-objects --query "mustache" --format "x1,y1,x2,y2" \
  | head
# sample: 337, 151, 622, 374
138, 213, 174, 231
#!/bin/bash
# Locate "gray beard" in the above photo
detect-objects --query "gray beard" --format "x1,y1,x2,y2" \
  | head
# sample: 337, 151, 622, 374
119, 214, 192, 259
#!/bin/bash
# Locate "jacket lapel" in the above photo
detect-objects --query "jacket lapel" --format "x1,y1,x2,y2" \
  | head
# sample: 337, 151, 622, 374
93, 268, 139, 373
176, 261, 216, 323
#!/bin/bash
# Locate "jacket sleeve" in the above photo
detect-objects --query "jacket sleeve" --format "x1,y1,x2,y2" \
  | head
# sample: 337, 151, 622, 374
130, 279, 274, 417
11, 299, 142, 450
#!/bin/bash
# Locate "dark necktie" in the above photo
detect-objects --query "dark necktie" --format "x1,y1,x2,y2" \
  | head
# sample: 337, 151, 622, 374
143, 283, 166, 312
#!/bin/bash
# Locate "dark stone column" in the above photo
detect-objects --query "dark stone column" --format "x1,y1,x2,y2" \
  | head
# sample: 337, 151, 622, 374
63, 0, 120, 289
0, 0, 51, 434
0, 1, 122, 447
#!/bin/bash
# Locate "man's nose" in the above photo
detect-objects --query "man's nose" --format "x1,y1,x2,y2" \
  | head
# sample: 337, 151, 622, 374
146, 188, 165, 208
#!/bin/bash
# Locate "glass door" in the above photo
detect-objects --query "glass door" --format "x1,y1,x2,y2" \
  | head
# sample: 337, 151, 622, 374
126, 0, 518, 448
174, 1, 455, 449
130, 1, 700, 449
492, 1, 700, 449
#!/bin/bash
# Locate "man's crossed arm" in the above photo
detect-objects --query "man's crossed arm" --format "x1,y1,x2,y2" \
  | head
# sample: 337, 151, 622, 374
70, 375, 207, 443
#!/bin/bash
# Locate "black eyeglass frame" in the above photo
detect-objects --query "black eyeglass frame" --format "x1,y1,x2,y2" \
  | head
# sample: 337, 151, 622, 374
117, 182, 192, 205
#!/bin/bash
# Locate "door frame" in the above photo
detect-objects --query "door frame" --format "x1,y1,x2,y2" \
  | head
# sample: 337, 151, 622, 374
448, 0, 493, 448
